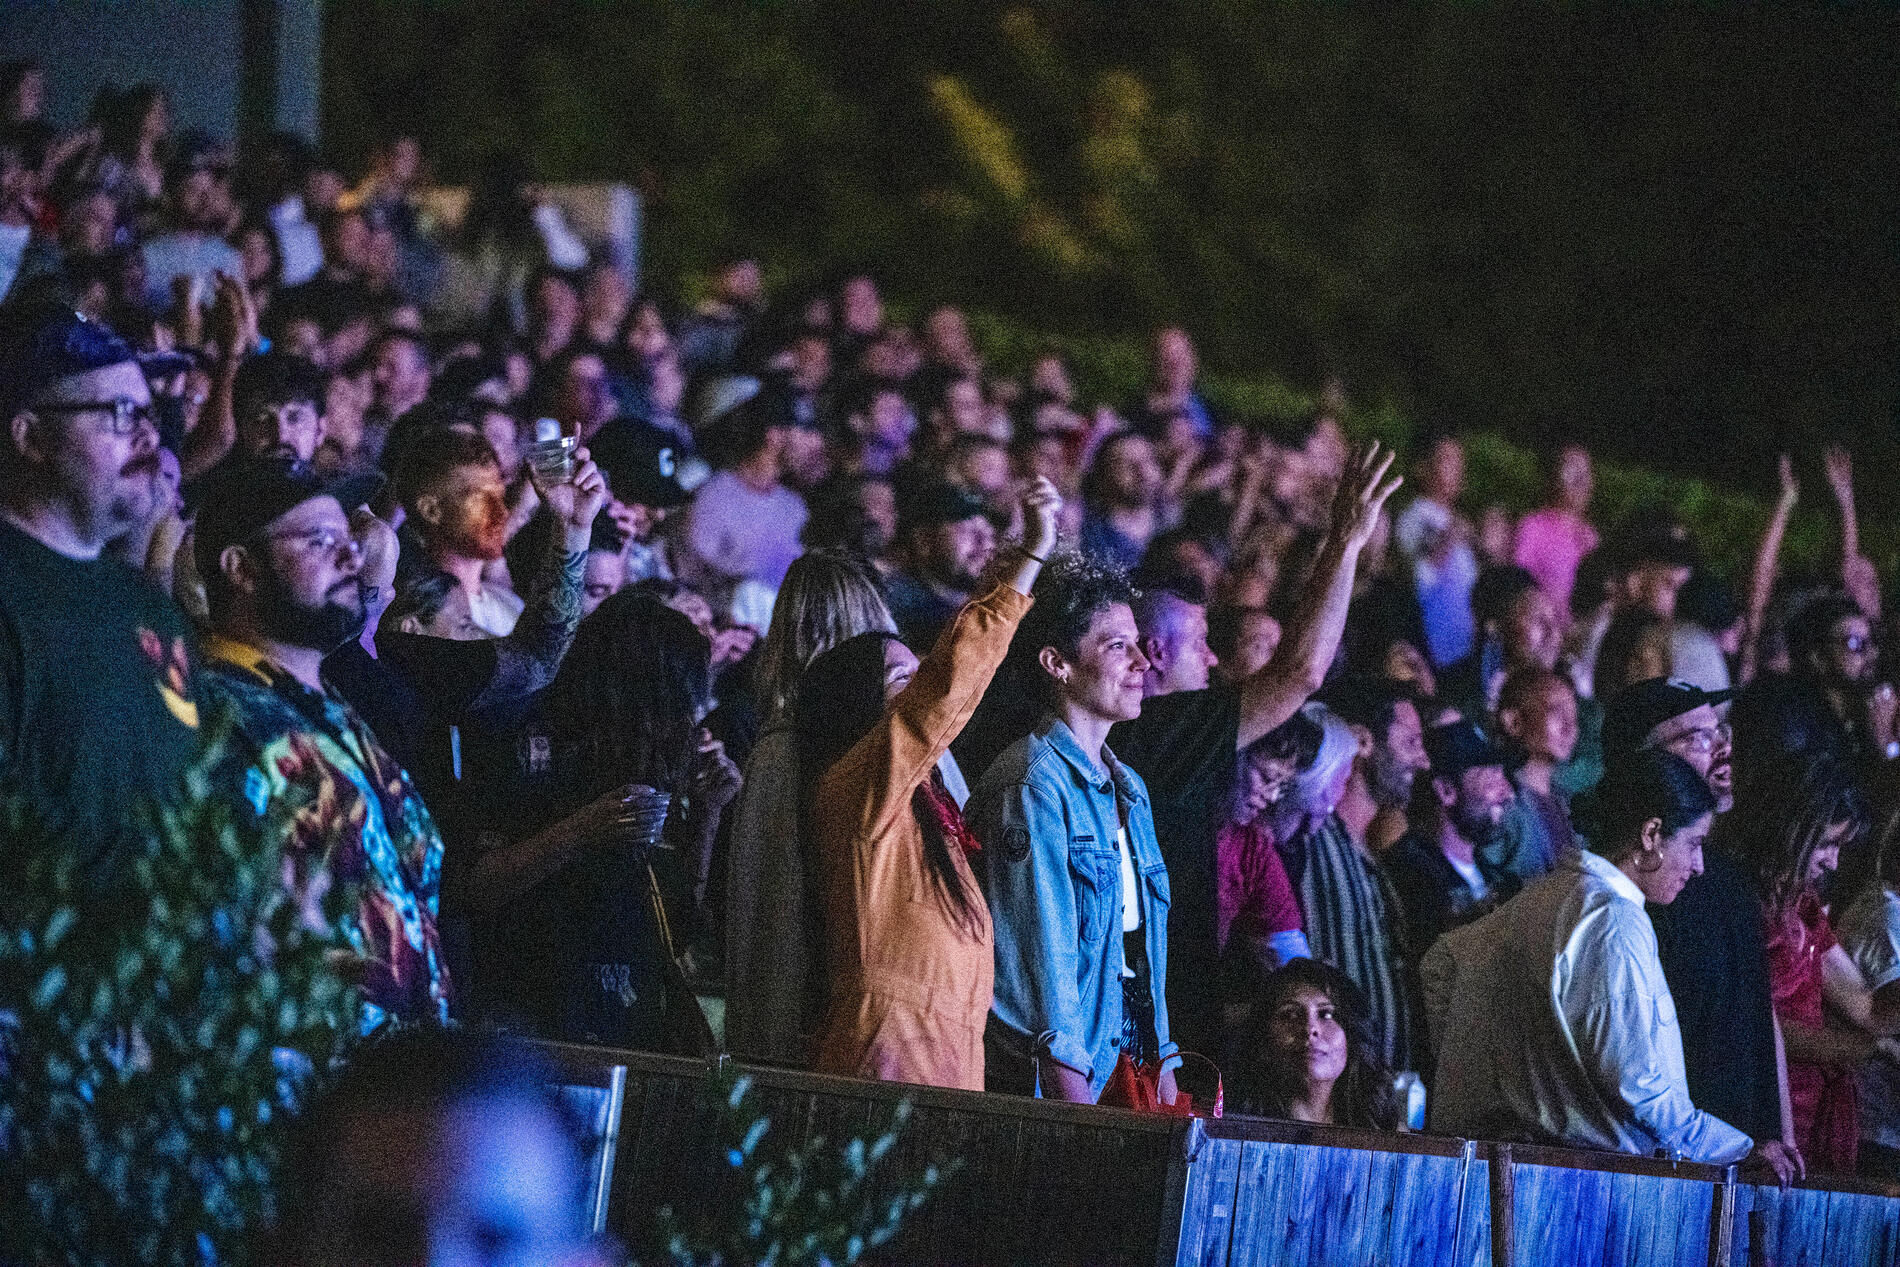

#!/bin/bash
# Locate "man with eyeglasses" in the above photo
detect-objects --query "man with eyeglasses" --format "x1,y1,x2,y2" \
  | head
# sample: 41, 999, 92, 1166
0, 302, 202, 868
139, 130, 243, 313
194, 456, 452, 1028
1608, 678, 1804, 1171
1731, 592, 1897, 773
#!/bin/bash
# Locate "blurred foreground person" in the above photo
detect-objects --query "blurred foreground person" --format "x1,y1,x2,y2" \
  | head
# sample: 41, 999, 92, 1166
269, 1029, 610, 1267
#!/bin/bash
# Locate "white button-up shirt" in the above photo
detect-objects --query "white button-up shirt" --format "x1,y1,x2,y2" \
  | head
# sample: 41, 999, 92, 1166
1423, 849, 1753, 1163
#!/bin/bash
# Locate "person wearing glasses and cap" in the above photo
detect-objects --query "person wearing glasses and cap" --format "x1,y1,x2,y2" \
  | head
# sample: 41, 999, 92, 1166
0, 301, 202, 869
1612, 677, 1803, 1165
194, 456, 453, 1029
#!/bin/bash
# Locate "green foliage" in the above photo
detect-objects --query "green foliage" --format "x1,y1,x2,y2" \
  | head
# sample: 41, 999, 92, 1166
326, 1, 1897, 563
0, 721, 360, 1266
650, 1069, 959, 1267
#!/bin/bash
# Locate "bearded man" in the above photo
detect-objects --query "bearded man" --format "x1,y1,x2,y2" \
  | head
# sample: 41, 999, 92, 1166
196, 456, 452, 1028
396, 429, 522, 637
1383, 719, 1521, 960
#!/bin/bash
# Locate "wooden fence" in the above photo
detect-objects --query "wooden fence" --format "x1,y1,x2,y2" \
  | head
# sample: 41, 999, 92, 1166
525, 1042, 1900, 1266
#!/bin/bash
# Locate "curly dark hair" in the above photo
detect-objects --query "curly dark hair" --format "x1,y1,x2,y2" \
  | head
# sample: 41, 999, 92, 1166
1227, 958, 1398, 1129
955, 548, 1138, 773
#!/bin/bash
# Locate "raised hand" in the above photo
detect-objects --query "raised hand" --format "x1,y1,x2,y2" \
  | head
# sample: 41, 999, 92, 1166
1329, 440, 1403, 552
1020, 475, 1063, 560
535, 446, 610, 546
205, 271, 257, 363
1824, 444, 1855, 505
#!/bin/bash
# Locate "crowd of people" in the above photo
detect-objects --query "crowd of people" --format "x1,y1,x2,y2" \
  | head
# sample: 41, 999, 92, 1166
9, 60, 1900, 1221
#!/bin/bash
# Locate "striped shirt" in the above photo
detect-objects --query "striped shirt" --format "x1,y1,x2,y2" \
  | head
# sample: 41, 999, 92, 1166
1279, 815, 1418, 1073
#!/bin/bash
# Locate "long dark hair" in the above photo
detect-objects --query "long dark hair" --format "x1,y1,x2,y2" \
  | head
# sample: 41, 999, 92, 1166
795, 632, 982, 936
540, 591, 711, 801
1726, 752, 1871, 919
1229, 958, 1396, 1129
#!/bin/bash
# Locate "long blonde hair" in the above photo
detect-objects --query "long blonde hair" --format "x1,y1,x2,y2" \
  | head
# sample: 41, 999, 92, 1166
755, 550, 896, 723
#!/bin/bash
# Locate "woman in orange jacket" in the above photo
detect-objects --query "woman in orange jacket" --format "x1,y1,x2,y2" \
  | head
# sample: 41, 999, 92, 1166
796, 477, 1061, 1090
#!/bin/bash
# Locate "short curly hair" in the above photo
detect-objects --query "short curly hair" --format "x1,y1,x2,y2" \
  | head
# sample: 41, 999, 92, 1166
1015, 547, 1138, 686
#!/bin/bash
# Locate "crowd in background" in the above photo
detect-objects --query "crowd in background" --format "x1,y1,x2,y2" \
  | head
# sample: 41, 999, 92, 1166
8, 61, 1900, 1251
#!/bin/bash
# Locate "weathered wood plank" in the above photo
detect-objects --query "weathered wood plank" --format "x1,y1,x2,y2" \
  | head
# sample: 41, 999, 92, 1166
1171, 1132, 1242, 1267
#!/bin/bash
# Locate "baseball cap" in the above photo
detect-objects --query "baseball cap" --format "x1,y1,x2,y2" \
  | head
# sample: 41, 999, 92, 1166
899, 480, 989, 535
0, 301, 139, 420
1423, 719, 1508, 776
590, 423, 688, 509
193, 457, 383, 578
1601, 677, 1735, 758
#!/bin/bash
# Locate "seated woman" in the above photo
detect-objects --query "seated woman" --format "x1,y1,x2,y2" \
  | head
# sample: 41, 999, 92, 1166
1424, 748, 1797, 1181
1229, 958, 1398, 1129
798, 478, 1060, 1090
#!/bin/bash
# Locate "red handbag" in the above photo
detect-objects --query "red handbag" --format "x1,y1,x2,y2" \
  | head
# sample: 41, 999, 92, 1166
1099, 1051, 1223, 1118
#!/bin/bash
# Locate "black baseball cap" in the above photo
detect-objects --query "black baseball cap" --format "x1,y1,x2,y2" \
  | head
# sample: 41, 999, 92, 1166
1602, 677, 1735, 758
590, 423, 689, 509
899, 480, 988, 535
193, 457, 383, 577
1423, 719, 1508, 776
0, 301, 138, 420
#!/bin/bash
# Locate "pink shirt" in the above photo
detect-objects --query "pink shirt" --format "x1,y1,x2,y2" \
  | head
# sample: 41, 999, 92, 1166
1215, 820, 1304, 951
1513, 509, 1598, 611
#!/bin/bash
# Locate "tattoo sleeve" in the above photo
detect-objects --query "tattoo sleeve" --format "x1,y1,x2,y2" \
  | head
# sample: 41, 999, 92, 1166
469, 518, 586, 713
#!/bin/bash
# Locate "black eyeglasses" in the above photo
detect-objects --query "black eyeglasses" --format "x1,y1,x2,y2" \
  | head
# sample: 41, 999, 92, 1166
34, 397, 155, 436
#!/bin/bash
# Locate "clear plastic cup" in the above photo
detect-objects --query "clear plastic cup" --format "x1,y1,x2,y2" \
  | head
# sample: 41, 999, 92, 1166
525, 432, 578, 483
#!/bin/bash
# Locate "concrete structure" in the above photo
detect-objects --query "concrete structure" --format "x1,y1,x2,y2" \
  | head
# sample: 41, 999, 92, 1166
1, 0, 320, 142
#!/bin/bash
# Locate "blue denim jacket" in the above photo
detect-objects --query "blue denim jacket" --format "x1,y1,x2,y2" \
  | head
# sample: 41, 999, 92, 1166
971, 714, 1178, 1097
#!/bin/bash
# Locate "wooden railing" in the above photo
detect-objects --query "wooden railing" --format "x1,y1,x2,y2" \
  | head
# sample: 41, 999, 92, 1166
520, 1041, 1900, 1266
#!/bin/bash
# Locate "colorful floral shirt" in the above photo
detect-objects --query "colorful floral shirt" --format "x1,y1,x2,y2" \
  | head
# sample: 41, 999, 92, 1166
200, 634, 450, 1029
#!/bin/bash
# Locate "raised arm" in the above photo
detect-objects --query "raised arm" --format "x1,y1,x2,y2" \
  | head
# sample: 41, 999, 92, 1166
178, 272, 257, 482
1826, 445, 1882, 622
467, 450, 608, 713
820, 480, 1059, 846
1236, 441, 1401, 750
1739, 455, 1798, 686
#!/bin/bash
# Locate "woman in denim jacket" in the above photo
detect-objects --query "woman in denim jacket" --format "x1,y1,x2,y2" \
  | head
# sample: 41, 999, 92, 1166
968, 552, 1180, 1104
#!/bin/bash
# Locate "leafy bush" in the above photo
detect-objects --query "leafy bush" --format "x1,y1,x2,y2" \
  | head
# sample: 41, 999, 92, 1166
650, 1068, 959, 1267
0, 723, 360, 1266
